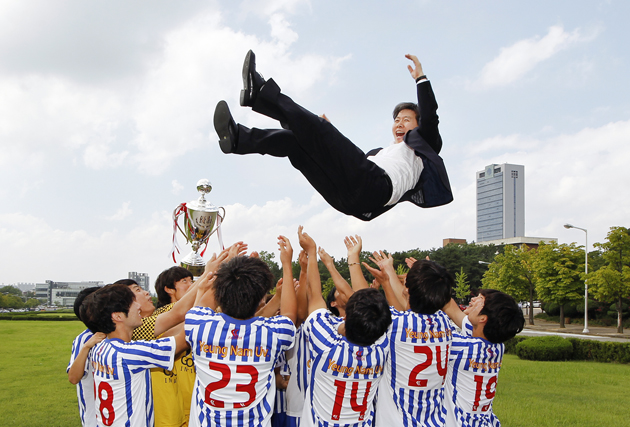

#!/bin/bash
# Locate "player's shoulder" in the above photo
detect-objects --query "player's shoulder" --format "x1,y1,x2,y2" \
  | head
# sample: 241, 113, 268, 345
74, 328, 94, 345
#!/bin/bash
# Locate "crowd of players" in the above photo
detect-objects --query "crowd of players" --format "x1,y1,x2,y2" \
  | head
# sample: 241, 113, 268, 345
67, 227, 525, 427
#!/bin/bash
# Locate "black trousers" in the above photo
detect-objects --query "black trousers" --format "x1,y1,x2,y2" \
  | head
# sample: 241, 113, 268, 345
235, 78, 392, 217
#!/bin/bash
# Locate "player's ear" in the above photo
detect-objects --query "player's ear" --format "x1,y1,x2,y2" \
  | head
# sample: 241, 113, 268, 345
478, 314, 488, 325
111, 312, 125, 323
165, 286, 176, 298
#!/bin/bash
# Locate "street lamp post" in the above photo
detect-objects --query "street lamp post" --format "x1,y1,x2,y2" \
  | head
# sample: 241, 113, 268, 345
564, 223, 589, 333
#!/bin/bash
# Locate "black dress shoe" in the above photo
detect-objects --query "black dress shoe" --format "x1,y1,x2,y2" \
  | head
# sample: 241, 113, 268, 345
214, 100, 238, 154
240, 50, 265, 107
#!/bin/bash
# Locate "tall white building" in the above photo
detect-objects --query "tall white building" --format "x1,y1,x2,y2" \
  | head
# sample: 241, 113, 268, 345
36, 280, 104, 306
476, 163, 525, 242
128, 272, 150, 293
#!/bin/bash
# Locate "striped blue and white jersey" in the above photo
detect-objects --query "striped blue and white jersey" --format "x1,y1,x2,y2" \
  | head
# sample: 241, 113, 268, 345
302, 308, 389, 427
274, 351, 290, 414
376, 308, 454, 427
185, 306, 296, 427
67, 329, 97, 427
285, 324, 309, 417
443, 317, 503, 427
90, 337, 176, 427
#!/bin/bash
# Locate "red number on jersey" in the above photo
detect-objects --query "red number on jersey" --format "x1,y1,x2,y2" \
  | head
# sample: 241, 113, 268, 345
472, 374, 497, 412
97, 382, 115, 426
204, 362, 260, 409
204, 362, 231, 408
331, 379, 373, 421
408, 344, 450, 387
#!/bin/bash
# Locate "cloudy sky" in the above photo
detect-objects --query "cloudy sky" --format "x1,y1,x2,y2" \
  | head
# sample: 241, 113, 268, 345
1, 0, 629, 287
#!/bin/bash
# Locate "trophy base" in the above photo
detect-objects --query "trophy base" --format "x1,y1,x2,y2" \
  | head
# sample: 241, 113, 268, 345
180, 252, 206, 278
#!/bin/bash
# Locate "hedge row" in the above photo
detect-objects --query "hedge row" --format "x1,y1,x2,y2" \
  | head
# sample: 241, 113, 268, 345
0, 315, 78, 321
504, 335, 630, 363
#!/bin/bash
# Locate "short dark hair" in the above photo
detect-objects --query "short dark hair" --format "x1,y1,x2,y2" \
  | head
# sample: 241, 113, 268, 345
74, 286, 101, 321
113, 279, 138, 286
478, 289, 525, 344
325, 285, 340, 316
344, 288, 392, 346
392, 102, 420, 123
155, 266, 193, 308
405, 260, 453, 314
81, 284, 135, 334
213, 256, 274, 319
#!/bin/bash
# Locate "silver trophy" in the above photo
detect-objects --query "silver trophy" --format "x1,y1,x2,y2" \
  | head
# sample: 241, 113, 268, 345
172, 179, 225, 277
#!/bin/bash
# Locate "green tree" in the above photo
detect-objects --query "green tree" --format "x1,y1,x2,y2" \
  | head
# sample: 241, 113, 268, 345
588, 226, 630, 333
482, 244, 537, 325
0, 285, 22, 296
454, 267, 471, 304
258, 250, 282, 282
533, 241, 584, 328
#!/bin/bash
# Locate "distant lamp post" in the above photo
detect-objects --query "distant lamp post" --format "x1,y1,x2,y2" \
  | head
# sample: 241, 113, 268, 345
564, 223, 589, 333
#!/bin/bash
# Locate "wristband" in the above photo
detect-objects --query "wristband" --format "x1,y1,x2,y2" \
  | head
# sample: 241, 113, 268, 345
348, 262, 360, 266
415, 75, 427, 82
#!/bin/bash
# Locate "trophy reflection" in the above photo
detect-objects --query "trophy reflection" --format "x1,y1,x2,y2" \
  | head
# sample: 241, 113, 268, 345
172, 179, 225, 277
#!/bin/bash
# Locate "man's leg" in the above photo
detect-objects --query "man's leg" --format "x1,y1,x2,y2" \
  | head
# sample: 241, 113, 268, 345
248, 78, 391, 215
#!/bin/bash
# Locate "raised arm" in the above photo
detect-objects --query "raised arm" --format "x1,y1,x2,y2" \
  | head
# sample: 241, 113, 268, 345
362, 263, 405, 312
442, 298, 465, 329
256, 278, 282, 318
370, 251, 407, 309
405, 54, 441, 153
295, 249, 310, 325
298, 226, 326, 314
345, 235, 368, 290
318, 246, 352, 306
278, 235, 297, 325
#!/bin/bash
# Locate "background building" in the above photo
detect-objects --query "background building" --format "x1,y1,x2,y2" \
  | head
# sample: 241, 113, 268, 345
476, 163, 525, 242
36, 280, 104, 306
128, 272, 150, 293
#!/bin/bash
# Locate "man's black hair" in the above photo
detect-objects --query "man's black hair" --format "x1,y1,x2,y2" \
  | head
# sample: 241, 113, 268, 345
213, 256, 274, 319
392, 102, 420, 123
155, 266, 193, 308
73, 286, 101, 321
113, 279, 138, 286
81, 284, 135, 334
405, 260, 453, 314
325, 285, 340, 316
344, 288, 392, 346
478, 289, 525, 344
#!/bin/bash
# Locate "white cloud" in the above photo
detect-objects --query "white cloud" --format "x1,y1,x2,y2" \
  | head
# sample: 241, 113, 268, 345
105, 202, 133, 221
172, 180, 185, 195
476, 25, 592, 88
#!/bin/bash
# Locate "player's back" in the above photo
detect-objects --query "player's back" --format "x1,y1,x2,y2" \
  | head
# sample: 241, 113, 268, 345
443, 318, 503, 427
185, 306, 296, 427
90, 337, 176, 427
303, 308, 389, 427
376, 309, 454, 427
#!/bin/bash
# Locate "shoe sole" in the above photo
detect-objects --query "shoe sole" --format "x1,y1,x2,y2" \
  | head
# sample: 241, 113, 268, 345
214, 101, 235, 154
240, 50, 255, 107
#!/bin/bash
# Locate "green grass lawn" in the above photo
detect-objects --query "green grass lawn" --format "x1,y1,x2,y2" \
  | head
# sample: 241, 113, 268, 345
0, 320, 86, 427
1, 320, 629, 427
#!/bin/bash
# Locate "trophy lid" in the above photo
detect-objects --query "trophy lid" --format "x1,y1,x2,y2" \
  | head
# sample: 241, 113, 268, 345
188, 179, 220, 212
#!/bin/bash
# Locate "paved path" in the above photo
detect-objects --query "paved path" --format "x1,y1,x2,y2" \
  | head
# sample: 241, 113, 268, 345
519, 317, 630, 343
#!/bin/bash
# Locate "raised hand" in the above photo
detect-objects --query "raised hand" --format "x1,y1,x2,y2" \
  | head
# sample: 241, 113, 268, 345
405, 54, 425, 80
344, 235, 362, 259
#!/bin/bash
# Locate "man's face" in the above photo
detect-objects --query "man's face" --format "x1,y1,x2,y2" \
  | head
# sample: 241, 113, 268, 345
128, 284, 155, 317
392, 109, 419, 143
464, 294, 486, 326
168, 277, 194, 303
125, 301, 144, 329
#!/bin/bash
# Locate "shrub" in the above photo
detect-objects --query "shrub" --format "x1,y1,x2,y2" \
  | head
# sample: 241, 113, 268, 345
503, 336, 529, 354
516, 336, 573, 361
567, 338, 630, 364
542, 302, 560, 316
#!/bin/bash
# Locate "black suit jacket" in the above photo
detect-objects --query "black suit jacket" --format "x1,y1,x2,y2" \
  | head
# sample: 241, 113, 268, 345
360, 80, 453, 220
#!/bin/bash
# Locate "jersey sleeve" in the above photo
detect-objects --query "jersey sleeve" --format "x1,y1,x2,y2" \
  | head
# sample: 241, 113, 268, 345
265, 315, 296, 352
122, 337, 177, 372
461, 315, 473, 336
66, 329, 93, 376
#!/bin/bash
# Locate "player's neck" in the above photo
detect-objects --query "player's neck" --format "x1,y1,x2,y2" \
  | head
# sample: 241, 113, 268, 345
472, 324, 488, 341
107, 325, 133, 342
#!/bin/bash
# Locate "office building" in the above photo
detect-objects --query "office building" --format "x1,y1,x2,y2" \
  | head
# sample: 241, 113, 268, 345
476, 163, 525, 242
128, 272, 150, 293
